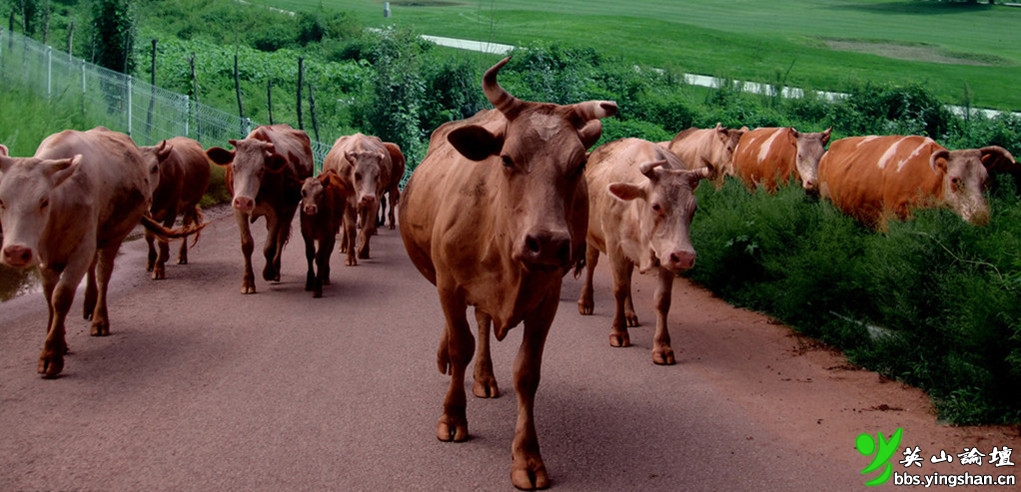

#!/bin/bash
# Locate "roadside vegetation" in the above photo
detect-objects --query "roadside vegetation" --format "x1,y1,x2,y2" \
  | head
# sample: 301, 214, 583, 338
2, 0, 1019, 425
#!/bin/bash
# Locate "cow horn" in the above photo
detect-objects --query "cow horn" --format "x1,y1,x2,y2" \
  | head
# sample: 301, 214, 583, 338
482, 57, 522, 117
574, 100, 618, 121
640, 160, 667, 178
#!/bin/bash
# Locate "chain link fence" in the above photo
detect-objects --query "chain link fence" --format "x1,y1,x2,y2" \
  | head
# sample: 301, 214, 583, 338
0, 28, 331, 170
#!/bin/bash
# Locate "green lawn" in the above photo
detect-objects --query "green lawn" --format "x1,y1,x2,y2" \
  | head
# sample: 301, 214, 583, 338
249, 0, 1021, 111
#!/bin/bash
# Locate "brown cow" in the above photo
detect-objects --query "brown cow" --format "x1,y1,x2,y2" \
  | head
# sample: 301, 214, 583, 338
322, 133, 402, 265
206, 124, 314, 294
399, 57, 616, 490
0, 127, 200, 377
376, 141, 405, 230
818, 135, 1015, 228
299, 170, 350, 298
577, 138, 710, 365
662, 123, 744, 186
731, 126, 831, 193
138, 137, 211, 280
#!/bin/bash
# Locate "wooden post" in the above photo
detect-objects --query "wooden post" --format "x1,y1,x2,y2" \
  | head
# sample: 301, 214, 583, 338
146, 38, 157, 136
296, 56, 304, 130
66, 20, 73, 61
190, 52, 201, 141
308, 81, 320, 144
234, 44, 244, 133
267, 78, 274, 125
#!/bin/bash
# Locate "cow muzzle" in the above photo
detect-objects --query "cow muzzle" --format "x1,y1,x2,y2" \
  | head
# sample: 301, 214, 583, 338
232, 196, 255, 213
515, 231, 573, 271
2, 244, 35, 268
359, 194, 377, 209
663, 249, 696, 273
302, 204, 318, 216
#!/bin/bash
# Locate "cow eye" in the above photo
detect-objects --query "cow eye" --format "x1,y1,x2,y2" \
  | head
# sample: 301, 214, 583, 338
355, 172, 363, 181
652, 203, 662, 213
0, 199, 5, 209
501, 155, 514, 168
40, 198, 49, 210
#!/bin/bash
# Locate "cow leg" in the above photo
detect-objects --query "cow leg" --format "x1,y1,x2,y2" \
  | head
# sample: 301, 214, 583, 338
376, 194, 387, 228
387, 188, 399, 230
82, 254, 98, 321
152, 213, 175, 280
318, 232, 335, 290
342, 204, 358, 266
303, 230, 317, 294
89, 245, 119, 336
509, 296, 555, 490
262, 211, 282, 282
577, 243, 600, 315
651, 267, 677, 365
472, 309, 499, 398
607, 250, 635, 348
145, 229, 157, 272
178, 206, 201, 265
234, 211, 257, 294
38, 267, 73, 377
357, 201, 377, 260
436, 284, 473, 443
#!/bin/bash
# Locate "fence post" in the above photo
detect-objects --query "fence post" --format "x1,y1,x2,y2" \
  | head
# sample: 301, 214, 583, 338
127, 76, 133, 136
182, 94, 190, 139
46, 46, 52, 97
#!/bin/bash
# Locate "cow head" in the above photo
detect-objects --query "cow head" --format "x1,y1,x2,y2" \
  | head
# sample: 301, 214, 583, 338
447, 57, 617, 271
791, 127, 831, 194
933, 145, 1013, 225
608, 160, 710, 274
344, 148, 386, 210
207, 139, 287, 213
138, 139, 172, 197
708, 123, 744, 179
0, 154, 81, 268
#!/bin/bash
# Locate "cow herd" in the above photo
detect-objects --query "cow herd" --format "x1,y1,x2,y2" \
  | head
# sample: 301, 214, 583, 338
1, 56, 1018, 490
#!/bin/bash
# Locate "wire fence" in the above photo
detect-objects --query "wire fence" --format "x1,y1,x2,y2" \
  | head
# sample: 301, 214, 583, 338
0, 28, 332, 170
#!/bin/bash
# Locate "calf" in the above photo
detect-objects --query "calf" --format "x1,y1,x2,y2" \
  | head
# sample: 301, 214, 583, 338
299, 170, 350, 298
399, 57, 616, 489
731, 126, 831, 193
206, 124, 314, 294
0, 127, 200, 377
138, 136, 211, 279
818, 135, 1015, 227
577, 138, 710, 365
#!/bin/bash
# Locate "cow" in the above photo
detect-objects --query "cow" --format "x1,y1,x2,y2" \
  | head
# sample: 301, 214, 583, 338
299, 170, 350, 298
322, 133, 402, 265
206, 124, 314, 294
0, 127, 202, 377
138, 136, 211, 280
818, 135, 1015, 228
731, 126, 831, 193
576, 138, 711, 366
661, 123, 744, 187
377, 142, 406, 230
399, 57, 616, 490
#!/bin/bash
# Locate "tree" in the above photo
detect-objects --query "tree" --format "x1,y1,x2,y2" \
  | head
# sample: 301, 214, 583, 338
91, 0, 134, 74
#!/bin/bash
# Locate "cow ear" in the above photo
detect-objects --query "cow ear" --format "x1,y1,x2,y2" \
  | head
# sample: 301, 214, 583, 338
0, 144, 8, 157
448, 125, 503, 162
822, 127, 833, 144
577, 119, 604, 149
265, 153, 288, 173
789, 127, 800, 139
608, 182, 645, 202
49, 154, 81, 187
206, 147, 235, 166
930, 149, 950, 174
979, 145, 1016, 173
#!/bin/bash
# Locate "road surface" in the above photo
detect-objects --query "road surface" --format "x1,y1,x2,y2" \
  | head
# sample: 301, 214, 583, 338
1, 206, 1017, 491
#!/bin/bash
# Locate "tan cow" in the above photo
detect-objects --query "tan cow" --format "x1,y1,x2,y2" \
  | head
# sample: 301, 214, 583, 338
322, 133, 402, 265
577, 138, 710, 365
818, 135, 1015, 228
0, 127, 201, 377
138, 137, 211, 280
662, 123, 744, 186
206, 124, 314, 294
299, 170, 350, 298
377, 141, 405, 230
731, 126, 831, 193
399, 57, 616, 490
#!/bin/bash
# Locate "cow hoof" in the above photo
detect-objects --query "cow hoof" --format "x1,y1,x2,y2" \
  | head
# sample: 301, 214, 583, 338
625, 312, 639, 327
357, 250, 370, 260
472, 378, 500, 398
609, 332, 630, 348
145, 260, 155, 272
511, 460, 550, 490
151, 267, 166, 280
91, 322, 110, 337
38, 351, 64, 378
577, 299, 593, 315
345, 258, 357, 267
241, 285, 256, 295
436, 418, 469, 442
313, 290, 323, 298
653, 349, 676, 365
178, 258, 188, 265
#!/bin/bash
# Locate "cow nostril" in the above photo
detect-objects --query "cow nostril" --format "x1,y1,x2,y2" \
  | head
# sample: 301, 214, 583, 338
525, 236, 541, 254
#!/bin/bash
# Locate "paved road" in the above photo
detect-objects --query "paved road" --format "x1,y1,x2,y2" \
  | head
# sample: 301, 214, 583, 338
1, 206, 1017, 491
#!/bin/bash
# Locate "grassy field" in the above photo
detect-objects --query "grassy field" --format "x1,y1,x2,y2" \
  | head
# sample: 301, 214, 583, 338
248, 0, 1021, 111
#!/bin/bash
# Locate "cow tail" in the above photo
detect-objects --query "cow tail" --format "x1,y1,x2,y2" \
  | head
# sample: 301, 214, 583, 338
189, 207, 205, 248
141, 214, 207, 240
572, 256, 586, 279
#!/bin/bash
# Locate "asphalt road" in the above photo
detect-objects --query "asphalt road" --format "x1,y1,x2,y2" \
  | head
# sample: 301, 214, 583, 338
1, 206, 1017, 491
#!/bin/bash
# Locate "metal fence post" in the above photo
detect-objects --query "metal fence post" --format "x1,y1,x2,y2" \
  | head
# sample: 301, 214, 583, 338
126, 76, 133, 136
46, 46, 52, 97
182, 94, 190, 138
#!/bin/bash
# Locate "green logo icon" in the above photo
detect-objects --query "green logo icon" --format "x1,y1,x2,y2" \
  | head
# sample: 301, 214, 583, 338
856, 428, 904, 486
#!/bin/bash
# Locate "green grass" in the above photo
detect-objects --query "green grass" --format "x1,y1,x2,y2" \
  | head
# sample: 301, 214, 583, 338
248, 0, 1021, 111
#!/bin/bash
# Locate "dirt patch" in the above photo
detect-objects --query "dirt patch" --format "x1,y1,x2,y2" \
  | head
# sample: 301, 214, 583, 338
824, 39, 1004, 66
